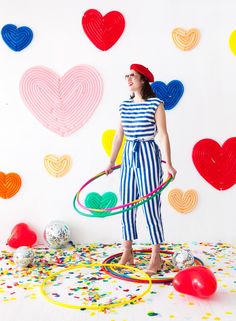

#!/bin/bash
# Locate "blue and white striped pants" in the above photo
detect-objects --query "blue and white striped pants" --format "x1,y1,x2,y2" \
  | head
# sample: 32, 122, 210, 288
120, 140, 164, 244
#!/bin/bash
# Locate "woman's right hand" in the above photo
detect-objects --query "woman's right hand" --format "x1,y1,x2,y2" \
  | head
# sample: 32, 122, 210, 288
105, 162, 115, 175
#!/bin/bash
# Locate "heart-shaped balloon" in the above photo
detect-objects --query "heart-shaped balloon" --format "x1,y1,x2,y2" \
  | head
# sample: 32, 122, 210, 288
1, 24, 33, 51
192, 137, 236, 190
0, 172, 22, 199
20, 65, 103, 136
7, 223, 37, 248
151, 80, 184, 110
102, 129, 126, 164
173, 266, 217, 298
82, 9, 125, 51
85, 192, 118, 216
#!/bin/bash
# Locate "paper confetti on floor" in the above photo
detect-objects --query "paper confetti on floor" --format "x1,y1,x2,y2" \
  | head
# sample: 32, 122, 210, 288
0, 242, 236, 321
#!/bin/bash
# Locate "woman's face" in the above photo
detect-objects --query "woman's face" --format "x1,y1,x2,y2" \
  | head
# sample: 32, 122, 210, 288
125, 69, 143, 92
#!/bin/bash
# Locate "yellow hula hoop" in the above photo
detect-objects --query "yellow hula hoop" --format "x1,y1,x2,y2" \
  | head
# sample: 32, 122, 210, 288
40, 263, 152, 311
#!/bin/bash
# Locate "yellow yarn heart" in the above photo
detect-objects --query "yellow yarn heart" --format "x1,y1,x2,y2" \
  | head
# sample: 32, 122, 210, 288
44, 155, 72, 177
229, 30, 236, 55
172, 28, 200, 51
102, 129, 126, 165
168, 188, 198, 213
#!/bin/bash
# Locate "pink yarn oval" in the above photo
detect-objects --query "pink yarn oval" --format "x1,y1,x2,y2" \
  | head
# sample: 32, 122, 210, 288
19, 65, 103, 136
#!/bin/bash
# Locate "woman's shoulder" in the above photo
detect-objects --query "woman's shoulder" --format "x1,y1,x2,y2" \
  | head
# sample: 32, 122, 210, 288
147, 97, 163, 104
119, 98, 133, 107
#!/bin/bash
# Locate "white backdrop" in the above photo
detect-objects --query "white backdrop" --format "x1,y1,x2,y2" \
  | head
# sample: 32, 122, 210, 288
0, 0, 235, 247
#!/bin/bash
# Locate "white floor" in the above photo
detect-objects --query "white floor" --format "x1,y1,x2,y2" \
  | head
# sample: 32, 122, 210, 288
1, 242, 235, 321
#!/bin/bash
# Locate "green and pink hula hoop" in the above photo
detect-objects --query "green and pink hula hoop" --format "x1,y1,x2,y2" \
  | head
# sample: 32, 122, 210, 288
73, 163, 173, 218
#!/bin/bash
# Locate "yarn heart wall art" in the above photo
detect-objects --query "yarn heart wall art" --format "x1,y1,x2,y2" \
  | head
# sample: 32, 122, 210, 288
229, 30, 236, 55
82, 9, 125, 51
172, 28, 200, 51
44, 154, 72, 177
168, 188, 198, 214
19, 65, 103, 136
151, 80, 184, 110
192, 137, 236, 191
1, 24, 33, 51
85, 192, 118, 216
102, 129, 126, 165
0, 172, 22, 199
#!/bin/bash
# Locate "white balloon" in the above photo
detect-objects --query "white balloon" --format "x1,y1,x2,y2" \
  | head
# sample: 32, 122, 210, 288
13, 246, 34, 268
44, 221, 71, 249
172, 249, 195, 269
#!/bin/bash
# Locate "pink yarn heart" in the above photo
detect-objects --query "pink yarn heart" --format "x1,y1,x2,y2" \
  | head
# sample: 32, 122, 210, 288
19, 65, 103, 136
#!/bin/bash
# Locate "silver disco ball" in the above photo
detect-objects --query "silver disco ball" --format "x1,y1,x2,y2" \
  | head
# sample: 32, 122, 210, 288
44, 221, 71, 249
172, 249, 195, 270
13, 246, 34, 268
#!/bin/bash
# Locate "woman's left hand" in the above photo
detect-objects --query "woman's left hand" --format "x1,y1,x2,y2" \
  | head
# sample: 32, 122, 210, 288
166, 164, 177, 180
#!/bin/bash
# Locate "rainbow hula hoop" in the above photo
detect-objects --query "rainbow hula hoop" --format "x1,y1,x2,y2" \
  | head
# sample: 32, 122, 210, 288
102, 250, 204, 284
73, 164, 173, 218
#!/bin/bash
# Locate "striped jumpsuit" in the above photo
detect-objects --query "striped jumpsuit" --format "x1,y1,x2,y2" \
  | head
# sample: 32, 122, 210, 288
119, 97, 164, 245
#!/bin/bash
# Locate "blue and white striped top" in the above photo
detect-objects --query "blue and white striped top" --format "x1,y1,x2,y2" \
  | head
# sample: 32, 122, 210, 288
119, 97, 163, 141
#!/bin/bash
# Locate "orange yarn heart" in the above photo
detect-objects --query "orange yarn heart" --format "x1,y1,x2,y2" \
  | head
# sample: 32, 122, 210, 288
168, 188, 198, 213
0, 172, 22, 199
172, 28, 200, 51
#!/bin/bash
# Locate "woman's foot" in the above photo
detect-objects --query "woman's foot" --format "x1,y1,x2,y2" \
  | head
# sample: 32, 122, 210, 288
144, 254, 162, 276
118, 247, 134, 266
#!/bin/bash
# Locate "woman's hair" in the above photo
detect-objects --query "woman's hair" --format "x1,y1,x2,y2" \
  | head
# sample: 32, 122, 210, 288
130, 74, 156, 100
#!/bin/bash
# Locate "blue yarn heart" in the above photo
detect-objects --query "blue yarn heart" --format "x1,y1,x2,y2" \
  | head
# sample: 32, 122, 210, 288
1, 24, 33, 51
151, 80, 184, 110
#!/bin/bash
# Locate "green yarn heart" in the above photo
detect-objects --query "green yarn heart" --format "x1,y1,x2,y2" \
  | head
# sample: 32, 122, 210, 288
85, 192, 118, 217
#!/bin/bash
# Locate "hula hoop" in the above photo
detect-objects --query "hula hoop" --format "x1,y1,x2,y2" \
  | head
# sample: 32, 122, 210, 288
40, 263, 152, 311
73, 164, 173, 217
102, 250, 204, 284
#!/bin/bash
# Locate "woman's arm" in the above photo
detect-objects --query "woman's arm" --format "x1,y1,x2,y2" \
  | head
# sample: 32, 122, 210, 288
155, 103, 177, 179
105, 120, 124, 174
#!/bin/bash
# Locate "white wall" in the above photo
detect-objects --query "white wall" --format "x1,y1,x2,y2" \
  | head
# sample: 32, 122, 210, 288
0, 0, 235, 246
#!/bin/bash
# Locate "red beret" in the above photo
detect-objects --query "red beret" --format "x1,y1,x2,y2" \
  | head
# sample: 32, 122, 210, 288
130, 64, 154, 82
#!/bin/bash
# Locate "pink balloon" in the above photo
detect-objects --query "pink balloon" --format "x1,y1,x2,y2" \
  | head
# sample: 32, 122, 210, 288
173, 266, 217, 298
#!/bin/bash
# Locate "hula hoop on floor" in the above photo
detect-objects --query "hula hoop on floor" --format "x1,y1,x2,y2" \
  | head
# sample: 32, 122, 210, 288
101, 249, 204, 284
73, 164, 173, 218
40, 263, 152, 311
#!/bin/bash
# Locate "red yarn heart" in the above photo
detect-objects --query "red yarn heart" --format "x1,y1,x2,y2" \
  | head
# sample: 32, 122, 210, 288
7, 223, 37, 248
192, 137, 236, 190
173, 266, 217, 298
82, 9, 125, 51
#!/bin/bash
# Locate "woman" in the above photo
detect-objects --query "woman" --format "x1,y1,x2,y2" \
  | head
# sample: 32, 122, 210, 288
105, 64, 177, 276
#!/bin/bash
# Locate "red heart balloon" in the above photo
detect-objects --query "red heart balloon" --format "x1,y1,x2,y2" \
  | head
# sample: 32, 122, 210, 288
7, 223, 37, 248
173, 266, 217, 298
192, 137, 236, 190
82, 9, 125, 51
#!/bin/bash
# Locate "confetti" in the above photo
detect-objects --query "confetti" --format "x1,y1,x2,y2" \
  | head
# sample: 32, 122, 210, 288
0, 241, 235, 320
147, 311, 159, 316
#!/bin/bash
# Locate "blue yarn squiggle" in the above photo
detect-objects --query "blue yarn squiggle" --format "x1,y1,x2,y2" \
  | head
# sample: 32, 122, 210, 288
1, 24, 33, 51
151, 80, 184, 110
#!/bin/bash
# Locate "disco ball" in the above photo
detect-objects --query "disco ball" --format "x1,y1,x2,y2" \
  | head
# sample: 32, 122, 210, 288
172, 249, 195, 270
44, 221, 71, 249
13, 246, 34, 268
